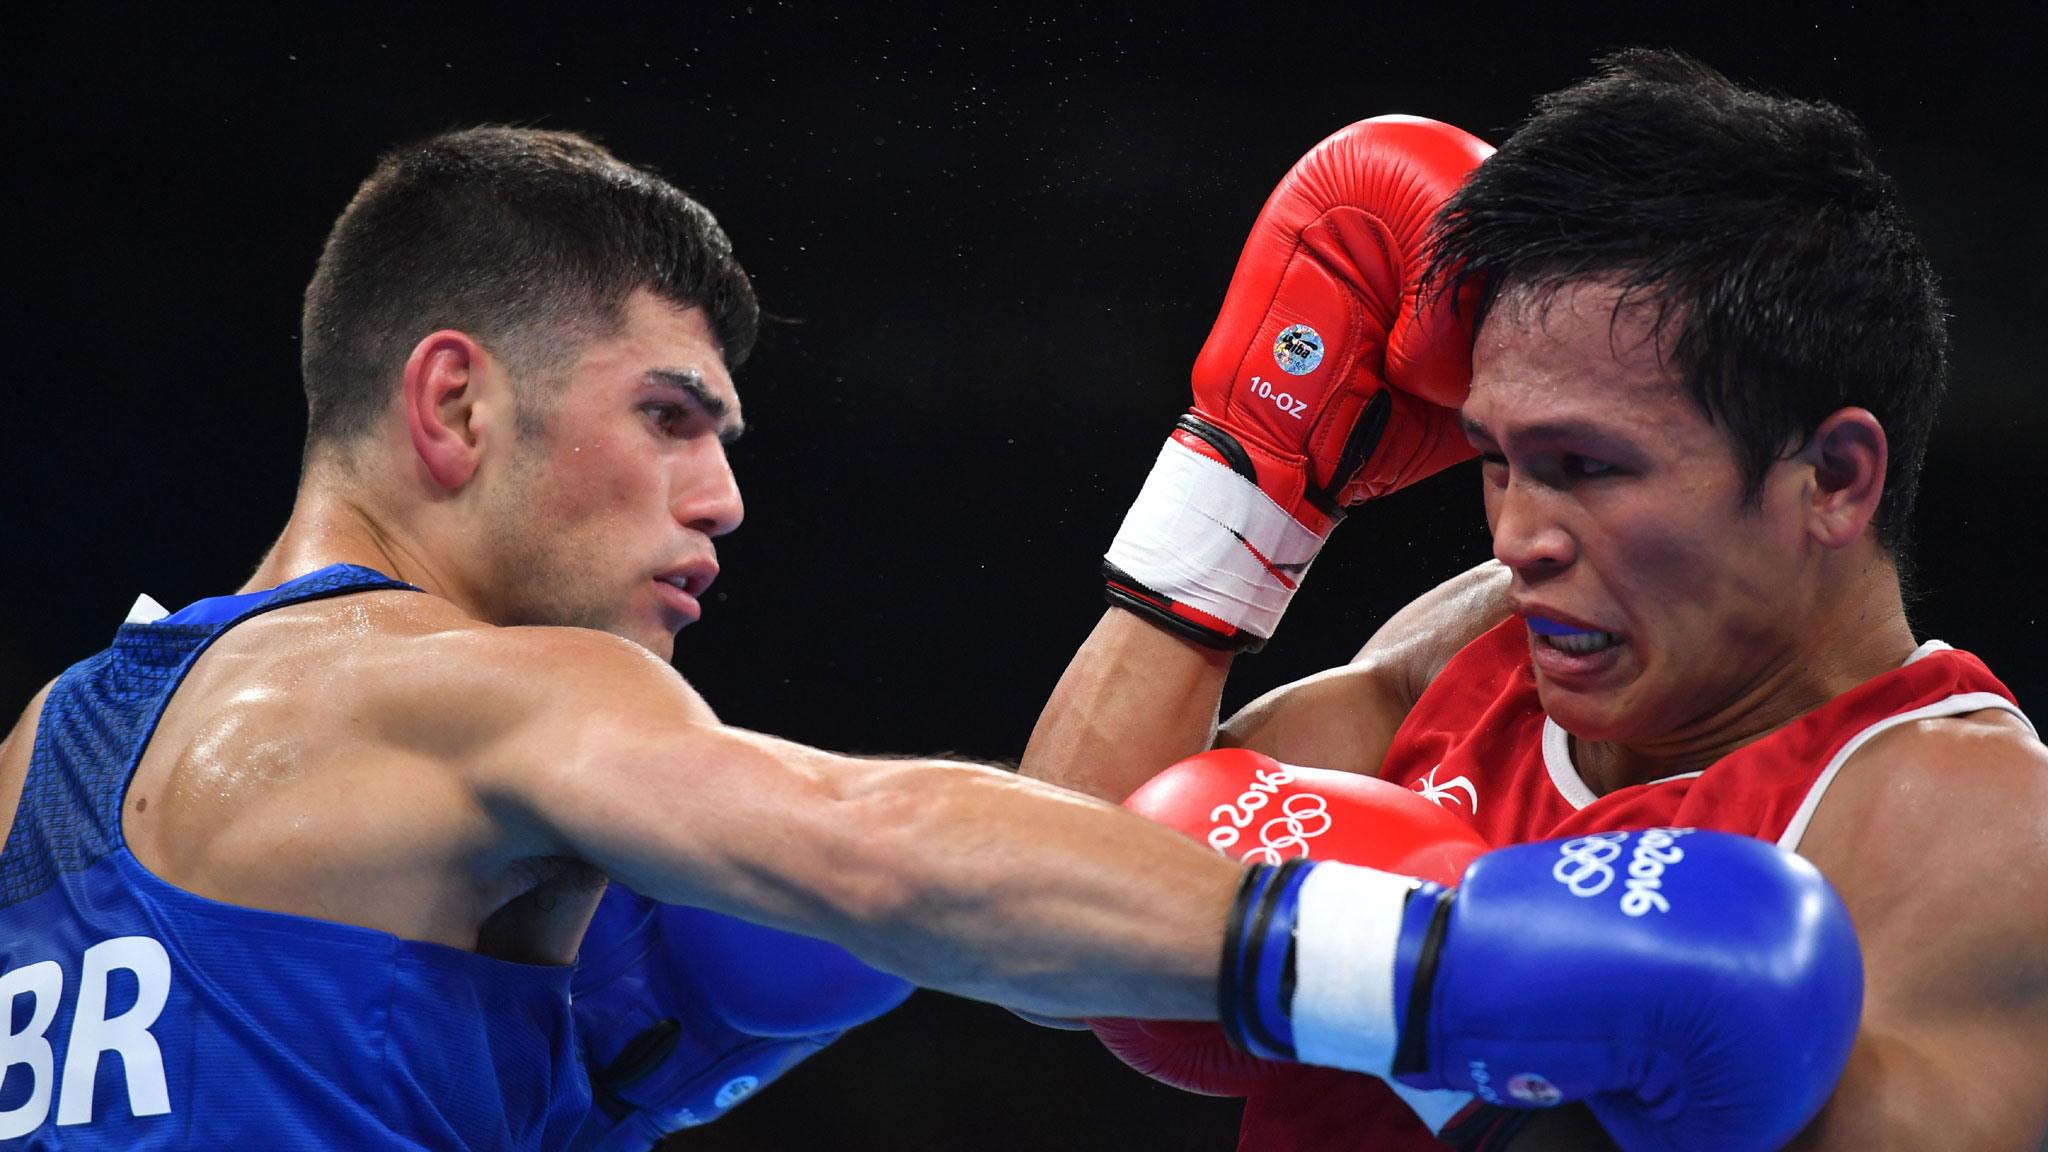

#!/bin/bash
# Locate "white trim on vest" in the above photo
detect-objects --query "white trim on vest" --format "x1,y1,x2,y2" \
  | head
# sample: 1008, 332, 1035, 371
124, 595, 170, 625
1903, 639, 1952, 665
1777, 687, 2035, 851
1540, 718, 1704, 811
1538, 640, 2007, 819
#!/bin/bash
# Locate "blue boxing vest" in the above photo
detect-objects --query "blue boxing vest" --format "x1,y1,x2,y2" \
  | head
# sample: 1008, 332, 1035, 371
0, 565, 589, 1148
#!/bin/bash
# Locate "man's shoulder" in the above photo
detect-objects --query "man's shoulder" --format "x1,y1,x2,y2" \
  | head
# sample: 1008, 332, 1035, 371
1354, 560, 1515, 693
1838, 704, 2046, 815
187, 591, 702, 755
1797, 688, 2048, 1107
249, 591, 670, 682
1802, 698, 2048, 912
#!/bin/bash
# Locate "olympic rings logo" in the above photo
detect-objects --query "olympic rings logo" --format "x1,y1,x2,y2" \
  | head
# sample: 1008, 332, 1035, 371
1550, 832, 1628, 897
1550, 828, 1695, 915
1239, 793, 1334, 865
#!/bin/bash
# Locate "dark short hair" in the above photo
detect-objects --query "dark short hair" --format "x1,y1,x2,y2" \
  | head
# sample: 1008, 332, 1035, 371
300, 126, 759, 453
1425, 49, 1948, 554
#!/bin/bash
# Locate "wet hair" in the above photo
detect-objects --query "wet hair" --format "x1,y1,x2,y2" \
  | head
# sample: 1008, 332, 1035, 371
300, 126, 758, 456
1425, 49, 1947, 555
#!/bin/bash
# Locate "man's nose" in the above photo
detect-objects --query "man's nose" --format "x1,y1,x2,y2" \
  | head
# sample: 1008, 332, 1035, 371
1489, 476, 1574, 576
676, 441, 744, 537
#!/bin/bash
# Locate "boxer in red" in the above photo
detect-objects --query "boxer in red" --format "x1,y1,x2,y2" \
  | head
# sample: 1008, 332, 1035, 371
1024, 50, 2048, 1151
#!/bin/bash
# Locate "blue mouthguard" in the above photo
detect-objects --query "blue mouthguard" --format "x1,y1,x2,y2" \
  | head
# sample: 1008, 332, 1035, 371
1527, 615, 1597, 638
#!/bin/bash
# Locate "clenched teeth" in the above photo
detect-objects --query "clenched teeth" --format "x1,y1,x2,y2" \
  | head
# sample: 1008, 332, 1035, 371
1542, 630, 1620, 653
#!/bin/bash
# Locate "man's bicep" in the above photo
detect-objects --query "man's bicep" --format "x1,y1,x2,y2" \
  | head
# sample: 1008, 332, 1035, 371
1217, 560, 1511, 774
1215, 663, 1410, 774
520, 719, 868, 919
457, 630, 863, 923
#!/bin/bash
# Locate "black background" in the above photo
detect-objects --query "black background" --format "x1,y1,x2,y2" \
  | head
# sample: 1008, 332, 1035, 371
7, 5, 2042, 1149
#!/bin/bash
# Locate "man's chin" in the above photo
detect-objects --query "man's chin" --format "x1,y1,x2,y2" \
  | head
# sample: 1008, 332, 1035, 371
1532, 682, 1635, 746
632, 626, 680, 662
580, 618, 679, 662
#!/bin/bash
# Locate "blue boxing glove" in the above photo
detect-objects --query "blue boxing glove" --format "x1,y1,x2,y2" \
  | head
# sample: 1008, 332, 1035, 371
570, 885, 914, 1152
1221, 829, 1862, 1152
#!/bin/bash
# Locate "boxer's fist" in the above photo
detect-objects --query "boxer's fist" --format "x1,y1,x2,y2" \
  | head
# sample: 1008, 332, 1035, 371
1395, 831, 1862, 1152
1221, 829, 1861, 1152
1106, 117, 1492, 649
1189, 116, 1488, 503
572, 888, 913, 1150
1089, 749, 1487, 1097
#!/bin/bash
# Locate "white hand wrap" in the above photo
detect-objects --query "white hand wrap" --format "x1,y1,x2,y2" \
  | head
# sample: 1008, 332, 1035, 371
1104, 437, 1325, 640
1290, 861, 1410, 1075
1293, 863, 1474, 1133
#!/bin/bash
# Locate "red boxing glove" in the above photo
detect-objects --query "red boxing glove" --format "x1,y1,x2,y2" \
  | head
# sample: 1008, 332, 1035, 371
1105, 116, 1492, 650
1118, 748, 1487, 878
1239, 1064, 1445, 1152
1088, 749, 1487, 1097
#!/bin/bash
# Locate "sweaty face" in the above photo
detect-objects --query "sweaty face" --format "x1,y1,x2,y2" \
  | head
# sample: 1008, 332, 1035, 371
477, 291, 744, 660
1461, 280, 1818, 750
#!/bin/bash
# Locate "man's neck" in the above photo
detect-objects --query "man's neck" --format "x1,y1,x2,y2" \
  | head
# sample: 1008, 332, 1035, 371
246, 479, 477, 619
1571, 563, 1917, 795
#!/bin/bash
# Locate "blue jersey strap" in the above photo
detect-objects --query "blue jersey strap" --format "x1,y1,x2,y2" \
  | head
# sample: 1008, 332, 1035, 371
152, 563, 416, 627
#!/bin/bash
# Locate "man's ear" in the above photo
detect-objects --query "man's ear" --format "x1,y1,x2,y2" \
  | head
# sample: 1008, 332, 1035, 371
402, 331, 493, 491
1797, 407, 1889, 549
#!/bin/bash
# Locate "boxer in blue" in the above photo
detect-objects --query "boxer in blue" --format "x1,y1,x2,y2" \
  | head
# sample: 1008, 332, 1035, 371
0, 128, 1271, 1149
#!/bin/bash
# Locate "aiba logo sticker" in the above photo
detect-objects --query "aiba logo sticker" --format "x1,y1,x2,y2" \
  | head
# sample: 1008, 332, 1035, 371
715, 1075, 761, 1109
1273, 324, 1324, 375
1508, 1073, 1563, 1107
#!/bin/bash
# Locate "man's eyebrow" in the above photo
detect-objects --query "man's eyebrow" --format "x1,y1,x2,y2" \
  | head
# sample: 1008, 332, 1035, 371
647, 368, 745, 444
1460, 414, 1623, 445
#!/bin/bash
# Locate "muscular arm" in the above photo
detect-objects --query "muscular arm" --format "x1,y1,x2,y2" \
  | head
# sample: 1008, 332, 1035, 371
1023, 561, 1510, 800
1788, 712, 2048, 1150
394, 625, 1242, 1023
1021, 608, 1233, 801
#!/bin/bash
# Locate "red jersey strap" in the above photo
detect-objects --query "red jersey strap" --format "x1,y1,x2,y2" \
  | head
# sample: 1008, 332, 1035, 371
1768, 642, 2031, 849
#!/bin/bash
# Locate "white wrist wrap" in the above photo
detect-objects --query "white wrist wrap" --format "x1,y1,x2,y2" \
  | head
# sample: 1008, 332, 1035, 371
1290, 861, 1412, 1076
1104, 438, 1325, 639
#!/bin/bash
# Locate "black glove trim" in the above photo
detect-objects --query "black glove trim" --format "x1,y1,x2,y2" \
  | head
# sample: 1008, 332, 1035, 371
1304, 388, 1390, 515
1173, 412, 1259, 482
1392, 889, 1455, 1078
1103, 562, 1264, 653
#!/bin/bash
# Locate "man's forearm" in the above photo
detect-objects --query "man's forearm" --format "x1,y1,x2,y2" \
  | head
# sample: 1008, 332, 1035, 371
795, 752, 1242, 1020
528, 701, 1243, 1022
1021, 608, 1232, 801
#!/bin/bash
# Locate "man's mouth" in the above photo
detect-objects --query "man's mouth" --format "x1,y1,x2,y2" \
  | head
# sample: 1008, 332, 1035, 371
651, 561, 718, 627
655, 562, 719, 600
1527, 614, 1623, 654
